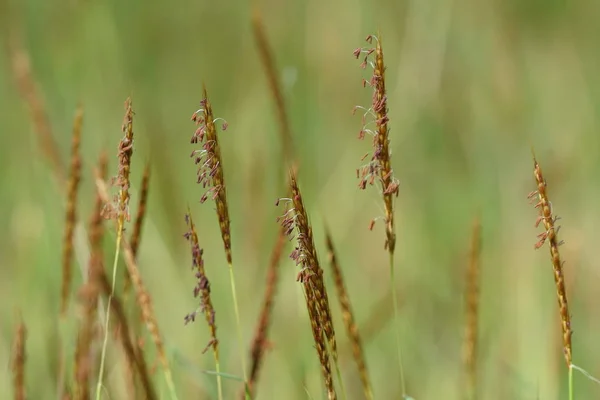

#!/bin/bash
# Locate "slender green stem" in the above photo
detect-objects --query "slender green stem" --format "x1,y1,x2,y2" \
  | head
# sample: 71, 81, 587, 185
568, 364, 574, 400
228, 263, 248, 385
390, 251, 406, 397
213, 351, 223, 400
95, 225, 123, 400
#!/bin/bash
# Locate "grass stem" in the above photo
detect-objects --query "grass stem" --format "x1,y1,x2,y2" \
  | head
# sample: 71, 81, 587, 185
95, 224, 123, 400
390, 251, 406, 396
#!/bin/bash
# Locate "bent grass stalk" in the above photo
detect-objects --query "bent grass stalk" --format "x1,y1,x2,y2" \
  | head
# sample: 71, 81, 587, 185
189, 87, 248, 387
96, 98, 135, 400
353, 34, 405, 395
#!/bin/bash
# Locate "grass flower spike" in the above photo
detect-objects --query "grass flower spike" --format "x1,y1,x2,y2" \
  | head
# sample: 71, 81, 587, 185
189, 87, 247, 387
184, 210, 222, 400
277, 168, 338, 400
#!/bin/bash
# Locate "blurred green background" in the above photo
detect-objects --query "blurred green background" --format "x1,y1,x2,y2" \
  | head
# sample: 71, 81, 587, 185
2, 0, 600, 398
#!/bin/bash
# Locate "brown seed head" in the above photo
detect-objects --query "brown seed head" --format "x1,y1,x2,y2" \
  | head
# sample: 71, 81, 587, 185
277, 168, 338, 399
184, 210, 219, 356
529, 155, 572, 367
61, 105, 83, 316
190, 87, 232, 265
354, 35, 399, 253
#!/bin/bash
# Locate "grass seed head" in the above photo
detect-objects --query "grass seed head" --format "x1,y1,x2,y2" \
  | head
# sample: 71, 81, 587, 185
354, 35, 399, 253
190, 87, 232, 265
184, 210, 219, 356
277, 168, 338, 397
530, 154, 572, 367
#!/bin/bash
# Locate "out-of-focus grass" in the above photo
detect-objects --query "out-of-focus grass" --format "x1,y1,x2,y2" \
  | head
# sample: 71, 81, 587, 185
2, 0, 600, 398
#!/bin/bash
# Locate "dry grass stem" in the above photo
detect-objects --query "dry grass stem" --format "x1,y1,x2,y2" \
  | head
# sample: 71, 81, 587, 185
184, 210, 223, 400
244, 229, 286, 399
462, 217, 481, 400
251, 11, 294, 164
11, 319, 27, 400
74, 152, 107, 400
278, 168, 337, 400
529, 155, 572, 367
325, 229, 372, 400
61, 105, 83, 316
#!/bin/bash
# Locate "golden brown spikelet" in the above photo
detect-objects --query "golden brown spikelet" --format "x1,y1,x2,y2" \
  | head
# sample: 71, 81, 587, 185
244, 229, 286, 399
11, 318, 27, 400
325, 229, 372, 400
529, 155, 572, 367
74, 151, 107, 400
462, 217, 481, 400
61, 105, 83, 316
96, 266, 157, 400
277, 168, 337, 400
354, 35, 399, 253
190, 87, 232, 264
251, 11, 294, 164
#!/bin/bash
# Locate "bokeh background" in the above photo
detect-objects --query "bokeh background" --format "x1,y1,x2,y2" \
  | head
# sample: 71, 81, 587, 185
2, 0, 600, 398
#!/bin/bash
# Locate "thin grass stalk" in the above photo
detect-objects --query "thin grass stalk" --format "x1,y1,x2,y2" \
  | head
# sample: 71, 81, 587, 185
96, 98, 135, 399
353, 34, 405, 395
94, 158, 179, 400
529, 153, 573, 397
189, 87, 248, 386
184, 210, 223, 400
74, 152, 107, 400
61, 105, 83, 315
11, 318, 27, 400
278, 168, 338, 400
325, 229, 372, 400
97, 264, 157, 400
243, 229, 286, 399
462, 217, 481, 400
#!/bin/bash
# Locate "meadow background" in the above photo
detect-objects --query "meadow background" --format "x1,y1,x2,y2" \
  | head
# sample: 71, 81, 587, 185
2, 0, 600, 398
